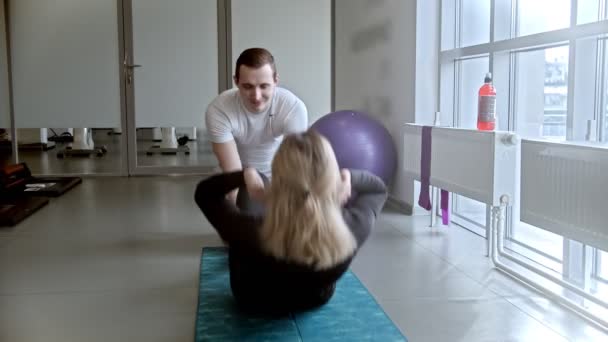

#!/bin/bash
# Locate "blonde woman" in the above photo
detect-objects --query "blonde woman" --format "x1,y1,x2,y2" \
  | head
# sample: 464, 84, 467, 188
194, 130, 387, 314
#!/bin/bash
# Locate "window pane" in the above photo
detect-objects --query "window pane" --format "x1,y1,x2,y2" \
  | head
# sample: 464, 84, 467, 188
572, 36, 598, 141
454, 195, 486, 228
604, 40, 608, 142
514, 46, 569, 139
494, 0, 514, 41
518, 0, 570, 36
458, 57, 490, 129
577, 0, 601, 25
452, 57, 489, 231
461, 0, 490, 47
600, 250, 608, 280
511, 222, 564, 262
441, 0, 456, 51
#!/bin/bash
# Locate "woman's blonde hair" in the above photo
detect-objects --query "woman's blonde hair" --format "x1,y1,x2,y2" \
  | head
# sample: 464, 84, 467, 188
260, 130, 357, 269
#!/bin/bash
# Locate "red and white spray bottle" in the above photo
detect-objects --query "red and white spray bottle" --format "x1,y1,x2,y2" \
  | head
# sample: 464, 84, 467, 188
477, 72, 496, 131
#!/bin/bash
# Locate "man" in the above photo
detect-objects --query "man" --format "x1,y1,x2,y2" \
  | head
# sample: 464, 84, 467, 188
205, 47, 308, 203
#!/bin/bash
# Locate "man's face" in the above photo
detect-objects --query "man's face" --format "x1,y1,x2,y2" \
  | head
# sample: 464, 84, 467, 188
234, 64, 277, 113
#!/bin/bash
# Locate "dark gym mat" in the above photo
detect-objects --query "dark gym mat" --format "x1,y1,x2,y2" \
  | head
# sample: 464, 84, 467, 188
0, 163, 81, 198
0, 197, 49, 227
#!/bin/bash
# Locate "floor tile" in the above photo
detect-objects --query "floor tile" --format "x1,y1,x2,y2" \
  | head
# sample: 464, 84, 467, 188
0, 288, 197, 342
380, 297, 569, 342
0, 177, 605, 341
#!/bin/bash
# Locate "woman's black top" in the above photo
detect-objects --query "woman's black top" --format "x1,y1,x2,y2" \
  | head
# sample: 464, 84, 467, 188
194, 169, 387, 314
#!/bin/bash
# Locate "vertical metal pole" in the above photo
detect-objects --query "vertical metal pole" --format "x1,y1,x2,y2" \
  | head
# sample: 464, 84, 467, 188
4, 0, 17, 164
117, 0, 130, 176
122, 0, 138, 174
331, 0, 335, 112
218, 0, 231, 93
430, 188, 438, 227
430, 110, 441, 227
486, 205, 492, 256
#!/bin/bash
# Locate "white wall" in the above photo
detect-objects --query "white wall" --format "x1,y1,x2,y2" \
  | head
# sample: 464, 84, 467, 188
0, 0, 9, 129
231, 0, 331, 123
334, 0, 416, 205
335, 0, 439, 209
413, 0, 440, 213
415, 0, 439, 125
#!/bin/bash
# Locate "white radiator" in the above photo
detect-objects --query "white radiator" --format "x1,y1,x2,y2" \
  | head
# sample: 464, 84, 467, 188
403, 124, 608, 329
403, 124, 519, 206
521, 139, 608, 252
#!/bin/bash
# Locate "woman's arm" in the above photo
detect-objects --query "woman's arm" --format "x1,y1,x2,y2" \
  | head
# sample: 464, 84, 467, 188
341, 170, 388, 246
194, 171, 261, 245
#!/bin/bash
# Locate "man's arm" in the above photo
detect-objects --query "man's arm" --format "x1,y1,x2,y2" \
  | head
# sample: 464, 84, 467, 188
206, 102, 243, 202
282, 99, 308, 134
212, 140, 242, 172
211, 141, 242, 202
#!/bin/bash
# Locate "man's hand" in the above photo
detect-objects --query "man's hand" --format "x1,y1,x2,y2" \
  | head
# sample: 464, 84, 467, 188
338, 169, 351, 205
226, 189, 238, 203
244, 167, 266, 203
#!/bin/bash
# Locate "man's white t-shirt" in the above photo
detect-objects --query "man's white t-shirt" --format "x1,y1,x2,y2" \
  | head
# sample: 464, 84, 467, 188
205, 87, 308, 176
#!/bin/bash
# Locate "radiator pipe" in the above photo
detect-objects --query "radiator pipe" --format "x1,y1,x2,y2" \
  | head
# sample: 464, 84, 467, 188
490, 196, 608, 332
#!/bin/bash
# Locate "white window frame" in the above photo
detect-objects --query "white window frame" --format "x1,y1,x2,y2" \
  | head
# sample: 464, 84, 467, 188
439, 0, 608, 330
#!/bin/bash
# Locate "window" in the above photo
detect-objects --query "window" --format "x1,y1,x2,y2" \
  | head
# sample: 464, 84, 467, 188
507, 222, 563, 272
514, 46, 569, 140
451, 56, 490, 236
517, 0, 570, 37
604, 39, 608, 141
460, 0, 491, 47
440, 0, 608, 323
578, 0, 602, 25
599, 250, 608, 282
452, 195, 487, 236
457, 57, 490, 128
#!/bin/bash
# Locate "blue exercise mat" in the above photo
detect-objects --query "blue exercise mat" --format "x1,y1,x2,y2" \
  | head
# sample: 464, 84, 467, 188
194, 247, 407, 342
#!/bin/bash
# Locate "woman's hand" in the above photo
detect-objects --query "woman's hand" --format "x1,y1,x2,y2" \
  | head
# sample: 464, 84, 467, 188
338, 169, 351, 205
244, 167, 266, 203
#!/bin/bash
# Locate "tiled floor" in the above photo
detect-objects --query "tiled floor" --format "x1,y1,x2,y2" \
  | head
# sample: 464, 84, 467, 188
0, 176, 606, 341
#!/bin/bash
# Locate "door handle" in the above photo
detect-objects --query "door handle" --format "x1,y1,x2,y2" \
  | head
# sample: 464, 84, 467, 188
123, 52, 141, 69
123, 53, 140, 84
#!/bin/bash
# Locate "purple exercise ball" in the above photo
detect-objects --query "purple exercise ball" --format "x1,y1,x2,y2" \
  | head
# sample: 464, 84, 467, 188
310, 110, 397, 184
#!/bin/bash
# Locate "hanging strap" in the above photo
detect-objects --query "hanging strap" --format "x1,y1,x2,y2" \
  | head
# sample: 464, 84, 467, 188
441, 189, 449, 225
418, 126, 450, 225
418, 126, 432, 211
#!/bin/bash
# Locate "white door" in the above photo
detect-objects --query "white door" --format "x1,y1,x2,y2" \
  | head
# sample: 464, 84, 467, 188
8, 0, 125, 175
126, 0, 219, 174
